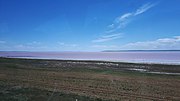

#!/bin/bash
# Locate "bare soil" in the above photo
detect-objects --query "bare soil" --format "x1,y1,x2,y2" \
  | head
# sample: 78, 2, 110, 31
0, 58, 180, 101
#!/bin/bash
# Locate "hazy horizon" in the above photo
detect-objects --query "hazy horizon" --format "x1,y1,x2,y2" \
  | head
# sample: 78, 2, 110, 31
1, 49, 180, 52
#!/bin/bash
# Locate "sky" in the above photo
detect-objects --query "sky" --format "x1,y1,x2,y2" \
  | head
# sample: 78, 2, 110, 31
0, 0, 180, 51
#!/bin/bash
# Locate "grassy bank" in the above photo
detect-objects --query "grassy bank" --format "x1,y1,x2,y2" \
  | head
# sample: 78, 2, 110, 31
0, 83, 106, 101
0, 58, 180, 101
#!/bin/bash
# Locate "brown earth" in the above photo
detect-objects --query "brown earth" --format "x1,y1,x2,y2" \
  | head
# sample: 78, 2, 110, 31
0, 58, 180, 101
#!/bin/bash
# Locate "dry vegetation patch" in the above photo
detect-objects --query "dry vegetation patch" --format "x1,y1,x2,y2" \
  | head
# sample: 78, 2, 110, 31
0, 58, 180, 101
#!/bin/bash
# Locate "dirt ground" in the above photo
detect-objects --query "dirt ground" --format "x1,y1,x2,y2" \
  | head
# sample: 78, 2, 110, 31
0, 58, 180, 101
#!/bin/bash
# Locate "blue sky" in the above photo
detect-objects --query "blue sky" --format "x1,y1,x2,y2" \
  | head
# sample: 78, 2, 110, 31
0, 0, 180, 51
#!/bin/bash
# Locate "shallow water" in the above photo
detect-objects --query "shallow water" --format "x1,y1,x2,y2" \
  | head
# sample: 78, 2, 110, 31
1, 51, 180, 64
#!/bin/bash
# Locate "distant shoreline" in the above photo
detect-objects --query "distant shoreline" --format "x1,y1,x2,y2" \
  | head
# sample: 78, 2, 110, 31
1, 50, 180, 53
102, 50, 180, 52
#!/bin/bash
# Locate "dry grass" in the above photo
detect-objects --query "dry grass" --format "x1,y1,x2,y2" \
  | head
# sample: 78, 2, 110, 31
0, 58, 180, 101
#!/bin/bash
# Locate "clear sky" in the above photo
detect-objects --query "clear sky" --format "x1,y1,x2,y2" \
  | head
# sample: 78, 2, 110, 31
0, 0, 180, 51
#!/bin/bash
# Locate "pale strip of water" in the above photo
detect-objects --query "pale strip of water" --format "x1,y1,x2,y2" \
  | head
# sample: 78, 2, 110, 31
0, 51, 180, 65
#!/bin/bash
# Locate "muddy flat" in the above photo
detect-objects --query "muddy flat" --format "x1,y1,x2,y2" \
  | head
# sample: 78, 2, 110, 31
0, 58, 180, 101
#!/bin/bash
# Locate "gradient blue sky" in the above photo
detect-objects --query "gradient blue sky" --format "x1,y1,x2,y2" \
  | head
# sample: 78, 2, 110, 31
0, 0, 180, 51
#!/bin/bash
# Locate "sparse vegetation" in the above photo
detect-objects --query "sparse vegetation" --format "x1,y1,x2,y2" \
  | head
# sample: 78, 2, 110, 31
0, 58, 180, 101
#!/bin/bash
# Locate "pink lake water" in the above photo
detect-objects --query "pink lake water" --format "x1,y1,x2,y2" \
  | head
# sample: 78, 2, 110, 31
0, 51, 180, 64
